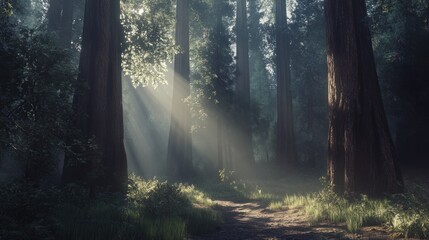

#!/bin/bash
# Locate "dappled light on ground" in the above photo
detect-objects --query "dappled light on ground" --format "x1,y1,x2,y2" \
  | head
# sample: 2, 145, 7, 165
193, 169, 429, 239
192, 198, 391, 240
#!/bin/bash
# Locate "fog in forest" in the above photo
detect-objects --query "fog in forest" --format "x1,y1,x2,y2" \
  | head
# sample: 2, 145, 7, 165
1, 0, 429, 239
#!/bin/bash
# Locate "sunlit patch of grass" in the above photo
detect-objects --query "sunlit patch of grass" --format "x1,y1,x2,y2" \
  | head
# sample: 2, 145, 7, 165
388, 193, 429, 239
345, 206, 363, 233
286, 195, 314, 208
269, 195, 312, 210
178, 183, 215, 208
268, 201, 285, 210
268, 177, 429, 238
391, 212, 429, 239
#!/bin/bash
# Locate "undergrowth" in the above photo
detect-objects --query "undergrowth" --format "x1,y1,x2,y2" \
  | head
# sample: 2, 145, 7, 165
268, 177, 429, 238
198, 169, 429, 238
0, 174, 221, 240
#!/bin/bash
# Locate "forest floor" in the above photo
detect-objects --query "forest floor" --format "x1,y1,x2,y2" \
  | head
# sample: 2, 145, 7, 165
192, 197, 392, 240
191, 166, 429, 240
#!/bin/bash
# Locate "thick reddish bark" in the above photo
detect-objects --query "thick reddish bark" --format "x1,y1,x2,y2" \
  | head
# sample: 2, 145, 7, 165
275, 0, 297, 166
167, 0, 193, 180
236, 0, 255, 164
325, 0, 403, 196
63, 0, 127, 192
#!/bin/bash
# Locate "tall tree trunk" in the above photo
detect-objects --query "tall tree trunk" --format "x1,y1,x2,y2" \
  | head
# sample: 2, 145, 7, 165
275, 0, 297, 166
236, 0, 255, 164
325, 0, 403, 196
63, 0, 127, 193
210, 1, 233, 173
214, 10, 224, 173
167, 0, 193, 180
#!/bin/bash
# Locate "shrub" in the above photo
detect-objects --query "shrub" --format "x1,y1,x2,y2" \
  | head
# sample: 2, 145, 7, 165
143, 181, 191, 217
127, 175, 191, 217
0, 18, 75, 182
1, 175, 220, 240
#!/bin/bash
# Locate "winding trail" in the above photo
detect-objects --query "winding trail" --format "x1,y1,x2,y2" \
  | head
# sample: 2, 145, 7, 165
193, 199, 393, 240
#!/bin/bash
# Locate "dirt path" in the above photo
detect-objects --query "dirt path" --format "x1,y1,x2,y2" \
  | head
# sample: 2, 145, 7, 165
193, 199, 393, 240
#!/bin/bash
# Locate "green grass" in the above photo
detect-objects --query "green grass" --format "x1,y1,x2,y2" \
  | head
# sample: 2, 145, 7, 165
179, 183, 216, 207
268, 178, 429, 238
184, 207, 221, 235
197, 169, 429, 238
54, 201, 187, 240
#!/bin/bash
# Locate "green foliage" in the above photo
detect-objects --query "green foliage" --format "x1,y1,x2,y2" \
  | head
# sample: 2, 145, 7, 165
289, 0, 328, 167
387, 193, 429, 239
179, 183, 215, 207
0, 175, 221, 239
127, 175, 192, 215
129, 175, 222, 237
188, 0, 235, 130
121, 0, 177, 87
142, 181, 191, 217
0, 16, 75, 182
218, 169, 235, 183
218, 169, 248, 195
248, 0, 276, 163
0, 182, 60, 240
0, 0, 13, 16
368, 0, 429, 163
127, 174, 220, 227
209, 169, 280, 201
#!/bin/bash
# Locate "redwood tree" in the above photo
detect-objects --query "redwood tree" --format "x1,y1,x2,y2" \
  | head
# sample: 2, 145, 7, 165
167, 0, 193, 180
275, 0, 297, 166
62, 0, 127, 192
212, 0, 234, 172
325, 0, 403, 196
236, 0, 255, 164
